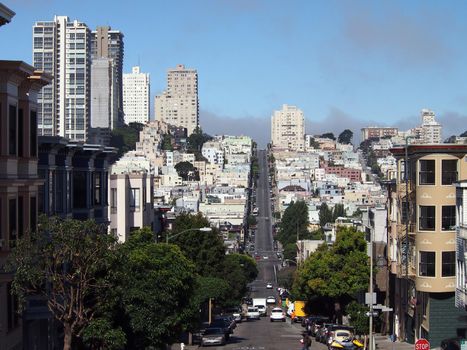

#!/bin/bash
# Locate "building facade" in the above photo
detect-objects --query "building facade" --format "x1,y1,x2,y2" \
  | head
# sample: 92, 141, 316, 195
271, 104, 305, 151
455, 181, 467, 310
0, 60, 51, 350
91, 26, 124, 125
361, 127, 399, 141
122, 66, 150, 125
419, 109, 442, 144
89, 58, 118, 145
154, 64, 199, 136
33, 16, 92, 141
388, 144, 467, 344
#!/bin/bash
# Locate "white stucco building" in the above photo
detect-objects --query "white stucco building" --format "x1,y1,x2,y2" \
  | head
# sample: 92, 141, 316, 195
122, 66, 150, 124
271, 104, 305, 151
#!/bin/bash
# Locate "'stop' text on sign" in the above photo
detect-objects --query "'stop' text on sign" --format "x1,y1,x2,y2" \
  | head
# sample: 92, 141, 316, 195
415, 339, 430, 350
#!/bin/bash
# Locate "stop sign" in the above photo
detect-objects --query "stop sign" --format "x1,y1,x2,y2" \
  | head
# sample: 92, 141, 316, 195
415, 339, 430, 350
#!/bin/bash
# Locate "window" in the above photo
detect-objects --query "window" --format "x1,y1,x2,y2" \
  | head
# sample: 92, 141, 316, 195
442, 251, 455, 277
110, 188, 117, 214
9, 199, 16, 247
94, 173, 101, 205
442, 160, 458, 185
18, 109, 23, 157
130, 188, 140, 211
419, 251, 435, 277
7, 282, 19, 331
30, 197, 37, 233
419, 160, 435, 185
419, 206, 435, 231
9, 105, 17, 156
73, 171, 87, 208
18, 196, 23, 239
30, 111, 37, 157
442, 206, 456, 231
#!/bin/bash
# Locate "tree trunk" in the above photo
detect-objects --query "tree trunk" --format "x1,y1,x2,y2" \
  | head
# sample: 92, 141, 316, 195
63, 323, 72, 350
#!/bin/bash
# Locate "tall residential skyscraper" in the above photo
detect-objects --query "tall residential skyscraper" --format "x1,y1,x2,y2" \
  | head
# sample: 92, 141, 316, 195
122, 66, 150, 124
420, 109, 442, 144
271, 104, 305, 151
154, 64, 199, 136
91, 26, 124, 125
33, 16, 91, 141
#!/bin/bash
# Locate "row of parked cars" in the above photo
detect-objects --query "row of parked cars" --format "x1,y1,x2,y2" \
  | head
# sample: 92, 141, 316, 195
198, 315, 237, 347
302, 316, 358, 349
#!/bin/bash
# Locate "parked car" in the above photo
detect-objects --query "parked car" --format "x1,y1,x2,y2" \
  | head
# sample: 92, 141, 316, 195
246, 306, 260, 320
326, 326, 355, 347
266, 282, 273, 289
214, 315, 236, 333
270, 307, 286, 322
311, 318, 330, 337
266, 296, 276, 304
201, 327, 226, 347
209, 318, 232, 339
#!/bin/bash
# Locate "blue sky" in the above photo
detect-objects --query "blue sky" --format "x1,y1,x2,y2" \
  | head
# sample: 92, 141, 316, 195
1, 0, 466, 145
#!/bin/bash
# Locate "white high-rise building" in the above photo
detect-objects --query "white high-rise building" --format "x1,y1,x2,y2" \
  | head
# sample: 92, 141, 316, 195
154, 64, 199, 136
420, 109, 442, 144
33, 16, 91, 141
122, 66, 150, 124
89, 58, 118, 145
271, 104, 305, 151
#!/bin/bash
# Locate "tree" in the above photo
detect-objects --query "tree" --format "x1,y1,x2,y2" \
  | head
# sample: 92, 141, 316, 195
320, 132, 336, 140
308, 137, 320, 149
332, 203, 346, 221
6, 217, 118, 350
220, 254, 258, 306
109, 122, 144, 159
187, 127, 212, 161
292, 226, 369, 320
175, 161, 199, 181
161, 133, 174, 151
461, 130, 467, 137
319, 202, 333, 227
277, 266, 296, 290
338, 129, 353, 144
346, 301, 369, 335
117, 229, 198, 348
170, 213, 226, 276
277, 201, 309, 245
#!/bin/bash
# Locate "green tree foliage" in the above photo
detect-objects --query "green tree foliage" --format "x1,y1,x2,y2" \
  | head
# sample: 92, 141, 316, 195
346, 301, 369, 335
170, 213, 226, 276
319, 202, 333, 227
308, 137, 320, 149
161, 133, 174, 151
118, 230, 198, 348
332, 203, 346, 219
187, 127, 212, 161
320, 132, 336, 140
277, 201, 310, 245
338, 129, 353, 144
220, 254, 258, 306
277, 266, 296, 290
461, 130, 467, 137
109, 122, 144, 159
82, 318, 127, 350
6, 217, 118, 350
283, 242, 298, 261
247, 215, 257, 226
175, 161, 199, 181
292, 227, 369, 318
194, 276, 231, 308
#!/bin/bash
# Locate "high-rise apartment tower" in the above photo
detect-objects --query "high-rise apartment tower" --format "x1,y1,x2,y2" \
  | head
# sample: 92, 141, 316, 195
271, 104, 305, 151
33, 16, 91, 141
122, 66, 150, 124
154, 64, 199, 136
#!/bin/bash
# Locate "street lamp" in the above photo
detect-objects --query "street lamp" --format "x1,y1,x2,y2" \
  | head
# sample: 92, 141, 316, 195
165, 227, 212, 244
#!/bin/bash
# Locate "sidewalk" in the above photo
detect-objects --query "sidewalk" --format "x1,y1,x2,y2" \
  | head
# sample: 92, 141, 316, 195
374, 334, 413, 350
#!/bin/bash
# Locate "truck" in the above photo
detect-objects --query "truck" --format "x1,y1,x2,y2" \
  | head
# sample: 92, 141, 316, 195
252, 298, 267, 317
287, 300, 307, 323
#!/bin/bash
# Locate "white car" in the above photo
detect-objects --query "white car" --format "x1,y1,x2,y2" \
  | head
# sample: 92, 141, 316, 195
246, 306, 260, 320
256, 304, 267, 317
270, 307, 286, 322
263, 256, 269, 260
266, 283, 273, 289
266, 296, 276, 304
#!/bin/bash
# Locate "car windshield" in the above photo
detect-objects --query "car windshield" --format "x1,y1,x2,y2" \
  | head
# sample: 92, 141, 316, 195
271, 308, 282, 313
204, 328, 223, 335
337, 331, 351, 337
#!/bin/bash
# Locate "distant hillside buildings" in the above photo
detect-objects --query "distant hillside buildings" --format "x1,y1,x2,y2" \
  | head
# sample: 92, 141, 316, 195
155, 64, 199, 136
271, 104, 305, 151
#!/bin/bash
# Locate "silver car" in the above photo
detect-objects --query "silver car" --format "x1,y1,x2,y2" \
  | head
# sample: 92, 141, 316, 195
201, 327, 226, 346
